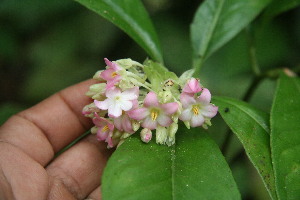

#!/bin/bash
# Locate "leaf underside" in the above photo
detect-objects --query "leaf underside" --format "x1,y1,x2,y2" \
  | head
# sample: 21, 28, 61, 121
213, 96, 277, 200
74, 0, 163, 63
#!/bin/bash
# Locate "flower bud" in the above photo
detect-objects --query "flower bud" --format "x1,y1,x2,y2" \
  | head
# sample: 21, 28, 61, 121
86, 83, 106, 100
132, 121, 140, 132
156, 126, 167, 145
165, 123, 178, 146
140, 128, 152, 143
82, 103, 101, 118
121, 132, 132, 139
183, 121, 191, 129
93, 70, 104, 81
160, 90, 173, 103
168, 123, 178, 138
91, 126, 98, 134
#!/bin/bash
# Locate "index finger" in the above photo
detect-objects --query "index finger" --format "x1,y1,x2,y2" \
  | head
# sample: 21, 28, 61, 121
0, 79, 98, 166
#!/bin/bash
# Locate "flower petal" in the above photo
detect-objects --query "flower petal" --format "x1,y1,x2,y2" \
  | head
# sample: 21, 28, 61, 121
97, 129, 109, 141
161, 102, 179, 115
100, 68, 115, 81
183, 78, 202, 94
131, 99, 139, 110
180, 93, 196, 108
122, 115, 134, 133
104, 58, 122, 71
201, 104, 218, 118
122, 87, 139, 100
197, 88, 211, 104
106, 88, 121, 99
105, 136, 114, 148
142, 117, 157, 130
144, 92, 159, 107
179, 108, 193, 121
94, 99, 109, 110
128, 107, 149, 120
190, 114, 205, 127
119, 100, 133, 111
108, 104, 122, 118
157, 114, 173, 127
113, 117, 123, 131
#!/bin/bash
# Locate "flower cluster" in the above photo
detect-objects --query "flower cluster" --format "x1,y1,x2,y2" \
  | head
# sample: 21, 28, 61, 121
83, 58, 218, 148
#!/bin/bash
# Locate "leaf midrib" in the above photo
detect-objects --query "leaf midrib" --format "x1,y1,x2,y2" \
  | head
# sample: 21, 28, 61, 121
199, 0, 225, 58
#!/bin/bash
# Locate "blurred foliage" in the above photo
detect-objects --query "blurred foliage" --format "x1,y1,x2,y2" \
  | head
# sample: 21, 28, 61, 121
0, 0, 299, 199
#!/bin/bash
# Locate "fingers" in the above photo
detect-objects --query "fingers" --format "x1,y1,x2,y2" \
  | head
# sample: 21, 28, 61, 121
0, 142, 49, 200
46, 134, 113, 199
0, 79, 97, 166
86, 186, 102, 200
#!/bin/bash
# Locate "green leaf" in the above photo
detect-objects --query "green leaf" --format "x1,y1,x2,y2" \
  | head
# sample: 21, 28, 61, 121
74, 0, 163, 62
191, 0, 271, 74
102, 127, 240, 200
271, 74, 300, 200
263, 0, 300, 22
213, 96, 277, 200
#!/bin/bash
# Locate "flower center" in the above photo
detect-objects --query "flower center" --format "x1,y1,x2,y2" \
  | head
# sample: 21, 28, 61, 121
111, 72, 118, 78
150, 109, 159, 121
102, 125, 109, 132
192, 105, 199, 115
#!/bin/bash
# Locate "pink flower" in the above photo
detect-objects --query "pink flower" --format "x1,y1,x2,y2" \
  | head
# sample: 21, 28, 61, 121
94, 87, 139, 118
129, 92, 178, 130
113, 100, 138, 133
179, 88, 218, 127
100, 58, 122, 89
92, 113, 114, 142
182, 78, 202, 94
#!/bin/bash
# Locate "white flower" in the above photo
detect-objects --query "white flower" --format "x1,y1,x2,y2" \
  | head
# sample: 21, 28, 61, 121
94, 87, 139, 118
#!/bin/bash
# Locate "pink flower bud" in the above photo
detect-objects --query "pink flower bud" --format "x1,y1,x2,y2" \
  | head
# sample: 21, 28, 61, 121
182, 78, 202, 94
140, 128, 152, 143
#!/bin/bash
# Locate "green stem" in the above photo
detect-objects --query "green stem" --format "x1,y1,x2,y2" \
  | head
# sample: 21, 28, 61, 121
192, 57, 204, 78
54, 130, 91, 158
246, 26, 261, 76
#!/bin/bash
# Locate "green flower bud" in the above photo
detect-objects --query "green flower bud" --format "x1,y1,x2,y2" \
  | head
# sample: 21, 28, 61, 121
156, 126, 167, 145
93, 70, 104, 81
91, 126, 98, 134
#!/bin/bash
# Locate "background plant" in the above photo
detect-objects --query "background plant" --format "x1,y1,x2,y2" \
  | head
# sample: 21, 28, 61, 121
1, 0, 300, 199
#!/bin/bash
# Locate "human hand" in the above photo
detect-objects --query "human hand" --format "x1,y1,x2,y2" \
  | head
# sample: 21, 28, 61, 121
0, 80, 113, 200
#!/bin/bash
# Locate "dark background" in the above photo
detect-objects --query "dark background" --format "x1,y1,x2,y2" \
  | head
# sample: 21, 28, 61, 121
1, 1, 299, 199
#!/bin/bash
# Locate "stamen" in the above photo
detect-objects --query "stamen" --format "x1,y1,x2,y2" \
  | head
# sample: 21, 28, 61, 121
151, 109, 159, 121
192, 105, 199, 115
102, 125, 109, 132
111, 72, 118, 77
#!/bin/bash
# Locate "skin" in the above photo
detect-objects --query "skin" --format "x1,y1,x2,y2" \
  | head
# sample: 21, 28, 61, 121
0, 80, 113, 200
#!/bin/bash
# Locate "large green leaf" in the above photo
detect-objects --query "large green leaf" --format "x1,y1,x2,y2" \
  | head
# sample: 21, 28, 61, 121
102, 127, 240, 200
263, 0, 300, 22
271, 74, 300, 200
190, 0, 270, 74
74, 0, 163, 62
213, 96, 277, 200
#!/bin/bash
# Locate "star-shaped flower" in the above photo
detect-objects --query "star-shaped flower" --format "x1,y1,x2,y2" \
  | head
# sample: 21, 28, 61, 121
129, 92, 178, 130
179, 88, 218, 127
94, 87, 139, 118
